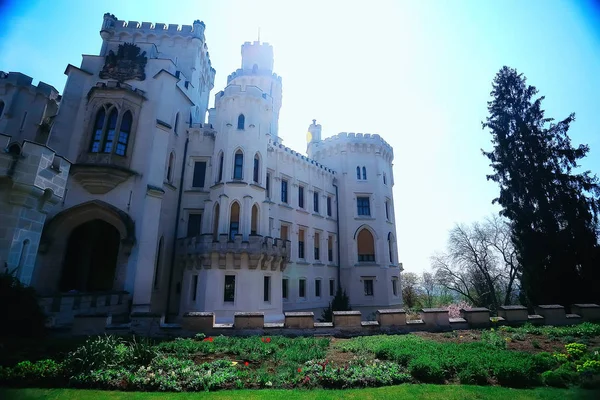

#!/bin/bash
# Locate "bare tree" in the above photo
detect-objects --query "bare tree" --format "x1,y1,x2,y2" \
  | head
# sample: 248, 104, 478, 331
420, 272, 436, 308
431, 215, 520, 311
401, 272, 420, 309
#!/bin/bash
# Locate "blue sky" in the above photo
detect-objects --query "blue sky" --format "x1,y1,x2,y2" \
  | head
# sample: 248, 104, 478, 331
2, 0, 600, 275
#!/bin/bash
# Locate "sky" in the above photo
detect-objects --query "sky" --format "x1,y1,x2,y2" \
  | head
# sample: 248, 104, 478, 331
2, 0, 600, 275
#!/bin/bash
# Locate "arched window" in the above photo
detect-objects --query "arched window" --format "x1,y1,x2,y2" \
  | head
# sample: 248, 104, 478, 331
362, 166, 367, 180
174, 112, 180, 134
253, 153, 260, 183
116, 111, 132, 156
167, 151, 175, 182
356, 166, 361, 180
233, 150, 244, 180
229, 202, 240, 241
102, 108, 118, 153
213, 203, 220, 240
388, 232, 394, 263
252, 64, 258, 73
251, 204, 259, 235
153, 237, 163, 289
0, 101, 5, 118
90, 108, 106, 152
237, 114, 245, 130
357, 228, 375, 262
218, 152, 224, 182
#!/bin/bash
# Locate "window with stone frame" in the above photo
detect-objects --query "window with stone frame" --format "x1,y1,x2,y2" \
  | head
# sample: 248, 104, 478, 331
282, 278, 289, 300
88, 104, 132, 156
357, 228, 375, 262
224, 275, 235, 302
364, 279, 374, 296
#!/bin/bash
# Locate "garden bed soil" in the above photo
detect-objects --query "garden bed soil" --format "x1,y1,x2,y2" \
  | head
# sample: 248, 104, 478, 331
412, 329, 600, 353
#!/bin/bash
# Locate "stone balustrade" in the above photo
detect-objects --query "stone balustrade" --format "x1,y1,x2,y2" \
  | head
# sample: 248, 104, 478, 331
68, 303, 600, 337
39, 291, 130, 327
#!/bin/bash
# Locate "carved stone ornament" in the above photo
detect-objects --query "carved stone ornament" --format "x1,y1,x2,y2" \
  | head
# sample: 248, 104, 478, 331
99, 43, 147, 82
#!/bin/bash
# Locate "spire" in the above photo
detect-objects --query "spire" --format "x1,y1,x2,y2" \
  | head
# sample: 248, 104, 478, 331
258, 27, 261, 43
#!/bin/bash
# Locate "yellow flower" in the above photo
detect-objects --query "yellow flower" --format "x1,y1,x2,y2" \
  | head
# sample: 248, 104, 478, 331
459, 336, 463, 338
231, 361, 238, 366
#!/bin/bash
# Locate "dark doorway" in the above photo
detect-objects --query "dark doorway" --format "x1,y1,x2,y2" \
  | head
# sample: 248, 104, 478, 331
59, 219, 120, 292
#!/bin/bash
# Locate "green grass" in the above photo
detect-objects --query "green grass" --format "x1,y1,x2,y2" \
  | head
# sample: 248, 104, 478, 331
1, 386, 599, 400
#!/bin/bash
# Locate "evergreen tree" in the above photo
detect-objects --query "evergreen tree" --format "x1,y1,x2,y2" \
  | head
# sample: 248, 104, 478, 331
482, 66, 600, 306
319, 287, 352, 322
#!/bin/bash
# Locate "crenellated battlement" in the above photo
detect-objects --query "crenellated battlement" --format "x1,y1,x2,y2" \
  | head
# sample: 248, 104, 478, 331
215, 84, 273, 104
0, 71, 61, 101
101, 13, 206, 40
269, 139, 336, 175
227, 69, 283, 85
311, 132, 394, 162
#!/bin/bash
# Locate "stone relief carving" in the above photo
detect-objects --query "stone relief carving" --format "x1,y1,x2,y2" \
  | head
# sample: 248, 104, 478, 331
99, 43, 147, 82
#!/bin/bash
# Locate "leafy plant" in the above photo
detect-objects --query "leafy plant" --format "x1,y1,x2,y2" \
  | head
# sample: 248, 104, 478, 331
408, 356, 445, 383
481, 329, 507, 349
319, 287, 352, 322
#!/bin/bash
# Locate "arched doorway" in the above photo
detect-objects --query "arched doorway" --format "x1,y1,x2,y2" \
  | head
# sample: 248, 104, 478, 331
59, 219, 120, 292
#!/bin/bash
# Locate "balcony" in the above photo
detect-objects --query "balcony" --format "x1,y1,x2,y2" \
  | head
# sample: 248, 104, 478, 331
176, 234, 290, 271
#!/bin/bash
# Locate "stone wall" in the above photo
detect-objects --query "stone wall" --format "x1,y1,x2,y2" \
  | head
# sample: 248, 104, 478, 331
68, 303, 600, 338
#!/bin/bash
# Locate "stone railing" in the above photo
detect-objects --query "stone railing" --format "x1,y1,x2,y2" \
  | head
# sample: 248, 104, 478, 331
39, 291, 130, 327
68, 304, 600, 337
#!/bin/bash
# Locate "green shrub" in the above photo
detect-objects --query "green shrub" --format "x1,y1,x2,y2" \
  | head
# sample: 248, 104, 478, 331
492, 360, 539, 388
301, 359, 411, 389
532, 352, 559, 372
565, 343, 587, 359
319, 287, 352, 322
408, 356, 444, 383
0, 271, 47, 338
542, 366, 579, 388
480, 329, 507, 349
457, 365, 489, 385
531, 339, 541, 349
64, 335, 129, 374
0, 359, 65, 387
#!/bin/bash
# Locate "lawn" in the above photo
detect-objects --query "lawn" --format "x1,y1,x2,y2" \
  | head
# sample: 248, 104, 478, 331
0, 323, 599, 392
2, 385, 600, 400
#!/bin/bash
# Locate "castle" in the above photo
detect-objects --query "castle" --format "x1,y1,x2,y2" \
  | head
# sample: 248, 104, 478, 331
0, 13, 402, 325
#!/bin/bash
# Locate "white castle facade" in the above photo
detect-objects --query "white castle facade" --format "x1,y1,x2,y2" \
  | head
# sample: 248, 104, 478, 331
0, 13, 403, 324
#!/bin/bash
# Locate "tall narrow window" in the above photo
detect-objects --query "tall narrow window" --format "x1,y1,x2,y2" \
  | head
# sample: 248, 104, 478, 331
192, 161, 207, 188
213, 203, 220, 240
167, 152, 175, 182
174, 112, 180, 134
298, 186, 304, 208
224, 275, 235, 302
116, 111, 132, 156
299, 279, 306, 298
282, 278, 288, 299
314, 232, 320, 261
218, 153, 224, 182
263, 276, 271, 302
298, 229, 305, 259
251, 204, 259, 235
388, 232, 394, 263
281, 179, 288, 203
280, 225, 289, 241
357, 228, 375, 262
266, 173, 271, 198
0, 101, 5, 117
315, 279, 321, 297
191, 275, 198, 301
17, 239, 30, 280
385, 200, 390, 220
356, 166, 361, 180
357, 197, 371, 216
187, 214, 202, 237
327, 196, 332, 217
364, 279, 374, 296
237, 114, 245, 130
20, 111, 27, 131
229, 202, 240, 241
383, 173, 387, 185
329, 279, 335, 296
233, 151, 243, 180
392, 279, 398, 296
102, 108, 118, 153
253, 154, 260, 183
90, 108, 106, 153
328, 235, 333, 262
153, 237, 163, 289
313, 192, 319, 213
362, 166, 367, 180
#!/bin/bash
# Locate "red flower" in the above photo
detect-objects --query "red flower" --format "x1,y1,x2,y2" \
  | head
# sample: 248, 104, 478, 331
266, 337, 271, 343
245, 361, 249, 366
297, 368, 302, 373
208, 337, 214, 342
